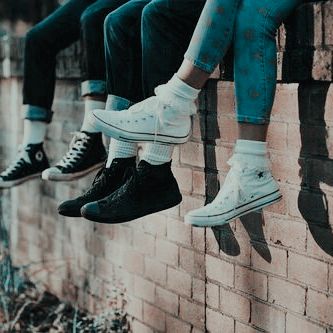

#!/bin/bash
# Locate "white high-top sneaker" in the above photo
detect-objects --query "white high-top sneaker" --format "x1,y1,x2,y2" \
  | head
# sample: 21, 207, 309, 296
185, 148, 282, 227
89, 84, 197, 145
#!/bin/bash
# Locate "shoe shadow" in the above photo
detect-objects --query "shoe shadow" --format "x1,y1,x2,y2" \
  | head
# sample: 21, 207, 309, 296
200, 80, 271, 261
298, 82, 333, 256
282, 10, 333, 257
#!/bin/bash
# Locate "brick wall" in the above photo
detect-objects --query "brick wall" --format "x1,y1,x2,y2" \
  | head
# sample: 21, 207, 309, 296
1, 1, 333, 332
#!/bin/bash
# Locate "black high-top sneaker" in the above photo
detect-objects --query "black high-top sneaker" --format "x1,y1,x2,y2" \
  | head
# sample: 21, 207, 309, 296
42, 131, 106, 181
81, 160, 182, 224
58, 157, 136, 217
0, 143, 49, 189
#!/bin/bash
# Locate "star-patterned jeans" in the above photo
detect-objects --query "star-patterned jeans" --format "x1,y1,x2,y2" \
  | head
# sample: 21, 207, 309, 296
185, 0, 303, 124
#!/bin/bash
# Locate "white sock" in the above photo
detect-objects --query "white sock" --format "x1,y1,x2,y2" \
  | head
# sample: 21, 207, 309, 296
23, 119, 47, 146
81, 100, 106, 133
106, 140, 137, 167
158, 74, 200, 101
231, 139, 269, 168
105, 95, 138, 168
141, 143, 174, 165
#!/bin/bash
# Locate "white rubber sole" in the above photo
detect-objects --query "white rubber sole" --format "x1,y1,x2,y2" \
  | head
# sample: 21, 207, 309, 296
90, 113, 190, 145
41, 162, 104, 181
185, 190, 282, 227
0, 172, 42, 189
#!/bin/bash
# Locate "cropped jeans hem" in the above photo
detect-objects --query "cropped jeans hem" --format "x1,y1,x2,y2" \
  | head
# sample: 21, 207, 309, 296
237, 114, 270, 125
106, 94, 134, 111
24, 105, 53, 123
184, 55, 216, 74
81, 80, 107, 97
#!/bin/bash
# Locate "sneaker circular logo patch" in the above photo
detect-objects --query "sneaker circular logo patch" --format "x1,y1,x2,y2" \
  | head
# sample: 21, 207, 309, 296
35, 151, 44, 162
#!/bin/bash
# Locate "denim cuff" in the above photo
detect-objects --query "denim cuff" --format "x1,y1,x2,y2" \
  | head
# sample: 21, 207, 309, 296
24, 105, 53, 123
237, 114, 270, 125
184, 54, 216, 74
106, 94, 134, 111
81, 80, 106, 97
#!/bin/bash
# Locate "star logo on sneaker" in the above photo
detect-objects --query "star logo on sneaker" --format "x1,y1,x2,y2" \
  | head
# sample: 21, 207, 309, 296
258, 171, 264, 178
35, 151, 44, 162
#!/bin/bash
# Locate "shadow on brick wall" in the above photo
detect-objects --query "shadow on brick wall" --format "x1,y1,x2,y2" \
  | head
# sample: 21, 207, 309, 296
298, 82, 333, 256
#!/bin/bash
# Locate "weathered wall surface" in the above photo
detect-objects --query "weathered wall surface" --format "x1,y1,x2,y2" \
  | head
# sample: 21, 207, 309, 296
1, 1, 333, 332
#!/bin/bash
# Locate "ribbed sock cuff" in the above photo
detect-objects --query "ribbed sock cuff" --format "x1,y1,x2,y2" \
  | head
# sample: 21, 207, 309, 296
106, 139, 137, 167
167, 74, 200, 100
234, 139, 267, 155
141, 143, 174, 165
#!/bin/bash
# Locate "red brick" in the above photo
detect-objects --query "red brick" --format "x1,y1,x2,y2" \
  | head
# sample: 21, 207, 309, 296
206, 228, 221, 255
251, 301, 285, 333
127, 296, 143, 321
206, 308, 234, 333
288, 252, 328, 291
235, 322, 259, 333
145, 258, 167, 286
122, 249, 145, 275
206, 282, 219, 309
155, 287, 179, 315
268, 277, 306, 313
166, 315, 191, 333
220, 287, 251, 323
270, 152, 301, 185
193, 170, 206, 196
167, 217, 192, 246
215, 81, 235, 117
134, 276, 155, 303
218, 116, 238, 144
264, 217, 307, 251
180, 247, 205, 279
287, 123, 302, 152
192, 227, 205, 252
172, 166, 193, 193
179, 298, 205, 329
167, 267, 192, 297
156, 239, 179, 266
286, 313, 326, 333
307, 289, 333, 326
133, 230, 155, 256
143, 302, 166, 332
235, 266, 267, 301
193, 278, 205, 304
271, 84, 299, 123
329, 265, 333, 293
206, 255, 234, 287
131, 320, 153, 333
180, 142, 205, 168
142, 213, 167, 237
267, 121, 288, 151
251, 245, 287, 277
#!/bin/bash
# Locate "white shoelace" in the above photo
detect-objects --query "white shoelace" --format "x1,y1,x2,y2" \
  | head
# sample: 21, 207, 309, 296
56, 132, 90, 168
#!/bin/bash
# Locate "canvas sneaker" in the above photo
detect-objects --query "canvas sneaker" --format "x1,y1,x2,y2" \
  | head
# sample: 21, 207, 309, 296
0, 143, 49, 188
81, 160, 182, 223
42, 131, 106, 181
185, 157, 282, 227
89, 85, 197, 145
58, 157, 136, 217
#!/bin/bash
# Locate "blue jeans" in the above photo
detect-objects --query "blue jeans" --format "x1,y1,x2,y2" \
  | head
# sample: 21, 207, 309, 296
104, 0, 205, 103
185, 0, 303, 124
23, 0, 128, 123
